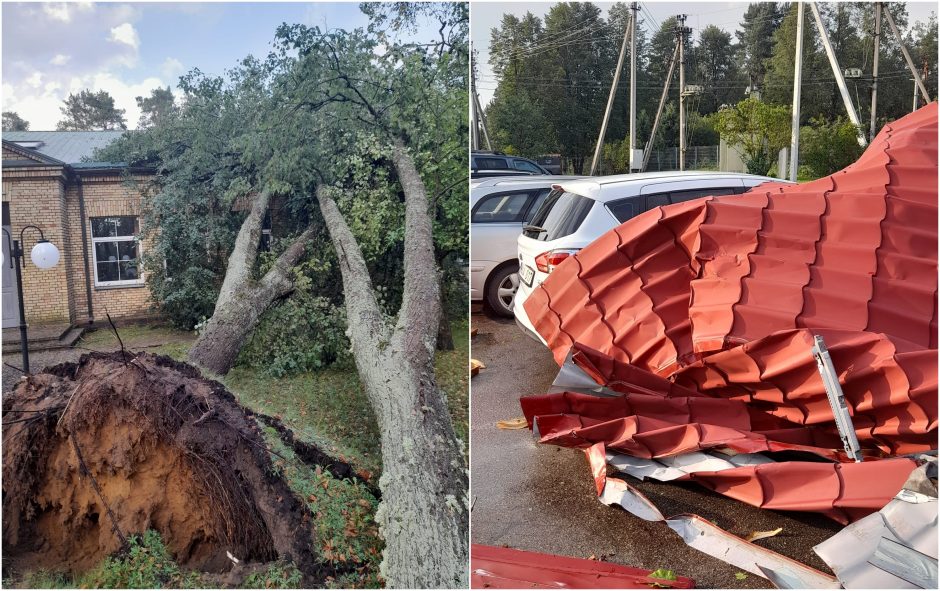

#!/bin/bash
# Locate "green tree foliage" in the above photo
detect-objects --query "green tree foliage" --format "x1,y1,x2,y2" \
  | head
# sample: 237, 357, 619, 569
2, 111, 29, 131
484, 1, 936, 171
56, 89, 127, 130
708, 97, 790, 175
97, 3, 467, 372
136, 87, 177, 128
736, 2, 785, 90
799, 117, 865, 177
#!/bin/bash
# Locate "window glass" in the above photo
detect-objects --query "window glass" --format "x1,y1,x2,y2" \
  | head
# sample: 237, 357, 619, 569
91, 216, 141, 285
607, 199, 637, 223
645, 193, 670, 211
472, 192, 531, 223
513, 159, 542, 173
474, 157, 509, 170
523, 189, 551, 223
525, 190, 594, 241
91, 216, 138, 238
669, 187, 736, 203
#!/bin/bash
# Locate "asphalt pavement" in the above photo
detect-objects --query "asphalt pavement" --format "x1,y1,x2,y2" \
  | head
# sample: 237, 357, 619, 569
469, 305, 841, 589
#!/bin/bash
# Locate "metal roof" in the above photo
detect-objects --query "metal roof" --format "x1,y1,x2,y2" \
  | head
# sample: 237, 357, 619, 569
2, 131, 125, 165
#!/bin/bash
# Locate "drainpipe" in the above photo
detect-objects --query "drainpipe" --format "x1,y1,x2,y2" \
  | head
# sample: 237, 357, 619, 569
75, 173, 94, 325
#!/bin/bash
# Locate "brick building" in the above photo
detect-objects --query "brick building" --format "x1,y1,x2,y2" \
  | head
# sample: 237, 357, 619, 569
2, 131, 156, 329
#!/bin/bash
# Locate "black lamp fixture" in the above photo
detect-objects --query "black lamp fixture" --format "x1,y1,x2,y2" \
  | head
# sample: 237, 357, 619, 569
2, 225, 61, 374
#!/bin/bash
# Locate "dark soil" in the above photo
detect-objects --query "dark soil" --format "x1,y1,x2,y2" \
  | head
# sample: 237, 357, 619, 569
2, 351, 329, 585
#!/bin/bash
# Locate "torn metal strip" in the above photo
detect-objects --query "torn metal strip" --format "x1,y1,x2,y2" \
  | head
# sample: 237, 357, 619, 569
814, 494, 938, 589
587, 443, 841, 588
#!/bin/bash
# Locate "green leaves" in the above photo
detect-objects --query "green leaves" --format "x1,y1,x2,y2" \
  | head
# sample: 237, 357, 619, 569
708, 98, 791, 176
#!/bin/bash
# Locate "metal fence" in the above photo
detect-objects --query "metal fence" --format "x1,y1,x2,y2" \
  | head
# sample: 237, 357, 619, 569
645, 146, 719, 172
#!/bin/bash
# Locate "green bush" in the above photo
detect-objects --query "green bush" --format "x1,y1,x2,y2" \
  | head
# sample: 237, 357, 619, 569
239, 292, 351, 377
799, 117, 865, 178
77, 530, 200, 589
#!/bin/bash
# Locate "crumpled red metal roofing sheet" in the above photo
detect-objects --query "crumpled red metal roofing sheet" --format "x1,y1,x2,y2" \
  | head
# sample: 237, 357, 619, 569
523, 104, 938, 458
470, 544, 695, 589
524, 103, 938, 376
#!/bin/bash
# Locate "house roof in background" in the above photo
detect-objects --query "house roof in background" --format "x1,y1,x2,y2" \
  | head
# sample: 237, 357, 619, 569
2, 131, 125, 165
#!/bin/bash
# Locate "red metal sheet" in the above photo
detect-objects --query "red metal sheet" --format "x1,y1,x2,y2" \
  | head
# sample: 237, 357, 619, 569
523, 103, 938, 372
470, 544, 695, 589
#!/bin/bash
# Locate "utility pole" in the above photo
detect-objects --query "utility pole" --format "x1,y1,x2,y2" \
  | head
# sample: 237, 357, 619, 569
883, 6, 930, 103
677, 14, 689, 171
642, 41, 679, 171
474, 92, 492, 151
913, 78, 920, 111
590, 10, 633, 175
789, 1, 804, 182
870, 2, 881, 141
629, 2, 639, 171
470, 53, 492, 151
809, 2, 867, 146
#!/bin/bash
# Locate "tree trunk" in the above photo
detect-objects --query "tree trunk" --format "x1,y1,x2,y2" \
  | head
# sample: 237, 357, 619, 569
315, 138, 468, 588
188, 190, 314, 375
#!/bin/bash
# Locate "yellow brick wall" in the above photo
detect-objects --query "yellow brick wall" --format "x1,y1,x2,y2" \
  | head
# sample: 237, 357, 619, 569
2, 166, 157, 325
1, 167, 72, 323
66, 173, 156, 323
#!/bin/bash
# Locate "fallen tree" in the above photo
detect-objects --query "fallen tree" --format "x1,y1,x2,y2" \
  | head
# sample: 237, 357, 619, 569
187, 190, 315, 375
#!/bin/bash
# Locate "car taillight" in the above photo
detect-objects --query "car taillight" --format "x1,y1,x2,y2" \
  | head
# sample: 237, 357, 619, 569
535, 249, 579, 273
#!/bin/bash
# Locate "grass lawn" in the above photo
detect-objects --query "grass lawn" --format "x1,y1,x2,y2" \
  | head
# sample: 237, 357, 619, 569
226, 317, 470, 477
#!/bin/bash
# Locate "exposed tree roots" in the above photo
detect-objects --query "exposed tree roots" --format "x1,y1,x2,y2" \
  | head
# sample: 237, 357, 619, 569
1, 351, 343, 585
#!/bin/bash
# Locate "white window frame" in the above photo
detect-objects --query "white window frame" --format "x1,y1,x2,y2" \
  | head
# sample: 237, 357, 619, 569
90, 216, 144, 287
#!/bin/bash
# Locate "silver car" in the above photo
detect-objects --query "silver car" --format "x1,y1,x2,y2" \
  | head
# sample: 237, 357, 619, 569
470, 175, 583, 316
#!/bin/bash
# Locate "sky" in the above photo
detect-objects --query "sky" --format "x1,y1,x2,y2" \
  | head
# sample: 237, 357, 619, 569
472, 1, 938, 106
1, 2, 390, 130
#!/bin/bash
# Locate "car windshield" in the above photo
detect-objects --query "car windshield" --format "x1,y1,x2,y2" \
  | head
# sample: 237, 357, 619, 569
524, 190, 593, 241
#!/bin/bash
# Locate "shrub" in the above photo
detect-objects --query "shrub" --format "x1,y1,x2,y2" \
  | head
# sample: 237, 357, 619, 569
238, 292, 351, 377
799, 117, 864, 178
242, 561, 303, 589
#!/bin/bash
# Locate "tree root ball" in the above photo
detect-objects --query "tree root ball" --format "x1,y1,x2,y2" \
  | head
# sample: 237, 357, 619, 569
2, 351, 322, 582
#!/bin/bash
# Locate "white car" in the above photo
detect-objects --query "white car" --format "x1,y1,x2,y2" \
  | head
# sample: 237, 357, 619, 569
470, 175, 584, 316
514, 171, 789, 340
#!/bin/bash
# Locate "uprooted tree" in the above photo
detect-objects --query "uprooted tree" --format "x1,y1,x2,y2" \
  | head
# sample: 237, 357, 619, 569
99, 3, 469, 585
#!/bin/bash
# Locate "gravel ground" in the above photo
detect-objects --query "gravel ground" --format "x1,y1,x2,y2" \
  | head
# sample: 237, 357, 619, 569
469, 305, 841, 589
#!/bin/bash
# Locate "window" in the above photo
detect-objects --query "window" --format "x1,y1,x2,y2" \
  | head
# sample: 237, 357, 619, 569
525, 190, 594, 241
513, 159, 542, 173
474, 156, 509, 170
608, 199, 638, 223
260, 211, 273, 251
668, 187, 736, 204
645, 193, 671, 211
91, 216, 141, 286
472, 192, 531, 223
523, 189, 551, 223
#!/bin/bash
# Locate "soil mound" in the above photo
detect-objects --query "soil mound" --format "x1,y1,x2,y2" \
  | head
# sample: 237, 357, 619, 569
2, 351, 321, 581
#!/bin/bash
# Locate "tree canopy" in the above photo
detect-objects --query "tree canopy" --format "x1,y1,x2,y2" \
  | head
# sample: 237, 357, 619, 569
2, 111, 29, 131
483, 1, 938, 174
57, 89, 127, 131
136, 87, 177, 128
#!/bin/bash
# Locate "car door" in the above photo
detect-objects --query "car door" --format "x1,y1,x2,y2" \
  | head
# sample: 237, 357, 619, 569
471, 189, 545, 265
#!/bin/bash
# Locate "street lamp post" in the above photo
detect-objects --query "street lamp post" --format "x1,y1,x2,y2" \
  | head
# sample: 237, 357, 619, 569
2, 225, 61, 374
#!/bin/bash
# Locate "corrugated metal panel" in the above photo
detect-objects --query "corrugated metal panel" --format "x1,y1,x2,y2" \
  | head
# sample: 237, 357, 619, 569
3, 131, 125, 164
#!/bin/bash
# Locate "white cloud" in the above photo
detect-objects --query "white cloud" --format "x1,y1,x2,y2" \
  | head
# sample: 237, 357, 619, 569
160, 58, 184, 81
26, 72, 43, 88
109, 23, 140, 50
42, 3, 73, 23
50, 54, 71, 66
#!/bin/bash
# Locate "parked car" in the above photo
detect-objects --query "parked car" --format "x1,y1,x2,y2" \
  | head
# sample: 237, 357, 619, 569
514, 171, 789, 340
472, 151, 551, 176
471, 175, 584, 316
470, 169, 539, 180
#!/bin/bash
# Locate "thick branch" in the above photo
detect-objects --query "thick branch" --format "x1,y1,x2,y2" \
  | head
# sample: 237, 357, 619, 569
215, 189, 272, 307
259, 225, 316, 296
391, 139, 440, 353
316, 187, 390, 354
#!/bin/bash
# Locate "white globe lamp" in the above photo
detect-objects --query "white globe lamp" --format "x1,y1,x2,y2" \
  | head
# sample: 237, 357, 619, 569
31, 239, 60, 269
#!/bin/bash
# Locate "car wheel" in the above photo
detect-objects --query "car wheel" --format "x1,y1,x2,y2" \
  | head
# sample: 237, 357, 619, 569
486, 264, 519, 318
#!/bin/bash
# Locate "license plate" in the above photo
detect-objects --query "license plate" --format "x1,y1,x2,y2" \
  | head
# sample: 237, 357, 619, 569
520, 264, 535, 286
